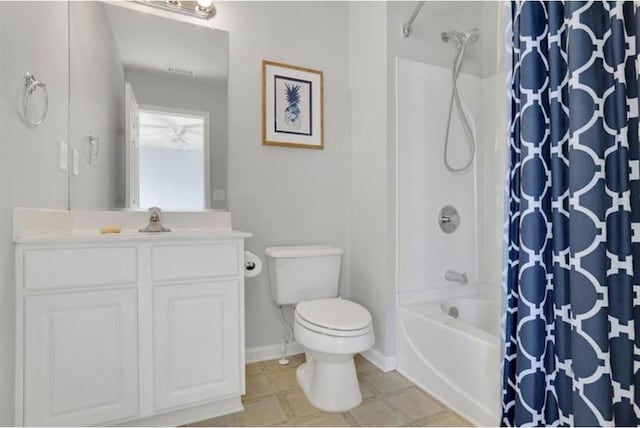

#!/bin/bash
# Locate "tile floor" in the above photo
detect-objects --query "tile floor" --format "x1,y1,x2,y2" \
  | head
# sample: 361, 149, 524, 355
187, 354, 472, 427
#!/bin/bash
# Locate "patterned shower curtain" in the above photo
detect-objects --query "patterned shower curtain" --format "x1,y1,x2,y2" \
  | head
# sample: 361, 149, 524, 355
503, 1, 640, 426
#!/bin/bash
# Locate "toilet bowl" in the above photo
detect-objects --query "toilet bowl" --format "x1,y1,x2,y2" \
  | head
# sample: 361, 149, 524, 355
264, 245, 375, 411
293, 297, 375, 412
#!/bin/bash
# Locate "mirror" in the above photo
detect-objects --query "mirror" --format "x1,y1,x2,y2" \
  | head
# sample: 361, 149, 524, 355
69, 1, 228, 210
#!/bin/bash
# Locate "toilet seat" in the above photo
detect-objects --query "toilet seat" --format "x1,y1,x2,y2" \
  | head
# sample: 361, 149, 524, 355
295, 298, 373, 337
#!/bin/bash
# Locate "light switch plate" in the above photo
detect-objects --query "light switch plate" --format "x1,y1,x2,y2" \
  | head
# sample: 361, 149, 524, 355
213, 189, 226, 201
58, 141, 68, 172
72, 149, 79, 176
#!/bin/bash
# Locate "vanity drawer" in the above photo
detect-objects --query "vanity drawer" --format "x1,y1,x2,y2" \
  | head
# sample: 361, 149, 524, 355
150, 242, 239, 282
23, 246, 138, 290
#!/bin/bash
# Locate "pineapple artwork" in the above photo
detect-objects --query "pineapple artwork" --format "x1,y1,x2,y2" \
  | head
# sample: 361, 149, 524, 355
273, 75, 312, 135
263, 60, 323, 149
284, 83, 302, 129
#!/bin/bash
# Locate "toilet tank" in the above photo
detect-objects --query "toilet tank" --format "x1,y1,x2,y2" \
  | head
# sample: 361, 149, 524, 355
264, 245, 344, 305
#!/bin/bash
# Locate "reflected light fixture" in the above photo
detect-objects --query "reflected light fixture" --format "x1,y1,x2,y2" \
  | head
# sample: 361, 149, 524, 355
135, 0, 216, 20
197, 0, 214, 12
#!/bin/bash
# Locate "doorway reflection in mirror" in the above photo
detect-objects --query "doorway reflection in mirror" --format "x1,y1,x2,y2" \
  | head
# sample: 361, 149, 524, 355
137, 108, 208, 210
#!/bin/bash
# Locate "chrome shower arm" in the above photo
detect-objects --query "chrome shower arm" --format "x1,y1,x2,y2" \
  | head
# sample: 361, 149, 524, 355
402, 1, 426, 38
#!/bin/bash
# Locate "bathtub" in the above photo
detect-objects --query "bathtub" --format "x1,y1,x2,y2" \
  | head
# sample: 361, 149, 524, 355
396, 284, 500, 426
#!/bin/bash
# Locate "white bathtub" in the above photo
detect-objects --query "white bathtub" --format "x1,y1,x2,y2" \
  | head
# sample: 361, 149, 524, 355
396, 285, 500, 426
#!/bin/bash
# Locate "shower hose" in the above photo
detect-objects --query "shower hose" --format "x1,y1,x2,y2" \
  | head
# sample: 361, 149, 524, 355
443, 44, 476, 173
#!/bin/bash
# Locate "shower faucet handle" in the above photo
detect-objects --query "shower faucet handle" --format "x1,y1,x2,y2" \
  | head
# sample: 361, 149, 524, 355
438, 205, 460, 233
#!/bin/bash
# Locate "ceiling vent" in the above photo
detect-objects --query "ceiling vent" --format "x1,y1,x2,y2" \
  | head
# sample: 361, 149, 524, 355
166, 66, 195, 77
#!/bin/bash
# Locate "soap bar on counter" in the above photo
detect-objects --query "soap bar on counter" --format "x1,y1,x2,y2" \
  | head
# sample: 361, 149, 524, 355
100, 226, 122, 234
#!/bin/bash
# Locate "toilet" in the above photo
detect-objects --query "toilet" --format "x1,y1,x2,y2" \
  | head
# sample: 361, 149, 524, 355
265, 245, 375, 412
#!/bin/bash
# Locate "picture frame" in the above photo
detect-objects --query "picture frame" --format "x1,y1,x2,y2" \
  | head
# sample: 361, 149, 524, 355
262, 60, 324, 149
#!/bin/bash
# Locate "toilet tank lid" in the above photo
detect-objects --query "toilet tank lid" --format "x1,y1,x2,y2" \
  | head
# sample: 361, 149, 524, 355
264, 245, 343, 258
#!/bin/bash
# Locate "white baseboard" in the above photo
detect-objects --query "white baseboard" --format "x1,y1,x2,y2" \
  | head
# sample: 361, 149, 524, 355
246, 341, 304, 364
361, 348, 397, 373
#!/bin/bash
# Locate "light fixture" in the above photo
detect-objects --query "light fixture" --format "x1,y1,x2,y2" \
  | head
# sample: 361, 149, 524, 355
195, 0, 214, 16
197, 0, 213, 11
135, 0, 216, 20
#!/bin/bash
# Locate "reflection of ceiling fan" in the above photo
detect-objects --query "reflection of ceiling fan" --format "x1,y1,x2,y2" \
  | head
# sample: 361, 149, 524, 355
142, 124, 201, 146
140, 113, 203, 147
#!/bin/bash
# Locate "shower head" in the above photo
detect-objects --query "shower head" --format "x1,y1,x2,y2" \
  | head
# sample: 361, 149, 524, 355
441, 28, 480, 47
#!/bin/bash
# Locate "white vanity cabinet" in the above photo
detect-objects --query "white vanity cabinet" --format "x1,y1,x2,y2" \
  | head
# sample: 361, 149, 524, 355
15, 235, 248, 427
23, 288, 140, 426
153, 280, 239, 411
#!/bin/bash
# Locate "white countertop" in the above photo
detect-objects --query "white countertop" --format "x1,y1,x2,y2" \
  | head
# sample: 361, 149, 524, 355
13, 208, 252, 244
15, 229, 252, 244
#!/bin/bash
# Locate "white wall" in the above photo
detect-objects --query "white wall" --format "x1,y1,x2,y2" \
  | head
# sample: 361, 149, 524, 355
348, 2, 395, 357
213, 2, 352, 350
69, 2, 125, 210
0, 2, 69, 425
124, 67, 228, 209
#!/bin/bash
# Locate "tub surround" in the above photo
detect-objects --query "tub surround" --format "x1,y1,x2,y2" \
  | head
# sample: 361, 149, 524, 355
14, 208, 251, 426
395, 49, 504, 425
396, 281, 500, 306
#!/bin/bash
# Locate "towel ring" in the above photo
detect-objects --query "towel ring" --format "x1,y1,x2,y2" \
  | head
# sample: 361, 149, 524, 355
23, 72, 48, 127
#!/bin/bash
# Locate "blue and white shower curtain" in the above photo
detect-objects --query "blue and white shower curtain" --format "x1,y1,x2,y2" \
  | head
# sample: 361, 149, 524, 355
503, 1, 640, 426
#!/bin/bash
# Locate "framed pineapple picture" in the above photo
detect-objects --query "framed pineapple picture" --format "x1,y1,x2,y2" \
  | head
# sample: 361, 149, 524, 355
262, 60, 324, 149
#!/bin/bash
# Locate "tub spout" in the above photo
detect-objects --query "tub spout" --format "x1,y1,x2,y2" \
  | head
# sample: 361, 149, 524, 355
444, 270, 468, 284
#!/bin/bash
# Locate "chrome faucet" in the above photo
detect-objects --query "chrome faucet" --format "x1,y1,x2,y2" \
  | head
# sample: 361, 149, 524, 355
139, 207, 171, 233
444, 270, 468, 284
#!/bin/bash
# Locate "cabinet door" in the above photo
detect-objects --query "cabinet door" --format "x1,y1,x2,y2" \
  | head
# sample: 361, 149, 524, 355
153, 280, 240, 411
24, 289, 139, 426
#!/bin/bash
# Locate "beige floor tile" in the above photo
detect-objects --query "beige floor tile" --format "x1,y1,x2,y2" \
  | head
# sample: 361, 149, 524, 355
363, 370, 413, 395
269, 366, 301, 392
359, 380, 376, 400
295, 413, 353, 427
189, 360, 470, 428
282, 390, 322, 419
354, 354, 379, 374
245, 361, 265, 377
422, 410, 472, 427
348, 399, 410, 427
244, 374, 277, 400
384, 387, 446, 420
232, 395, 289, 426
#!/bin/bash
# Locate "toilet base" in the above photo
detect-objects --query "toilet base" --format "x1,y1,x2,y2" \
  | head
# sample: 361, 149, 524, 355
296, 352, 362, 412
